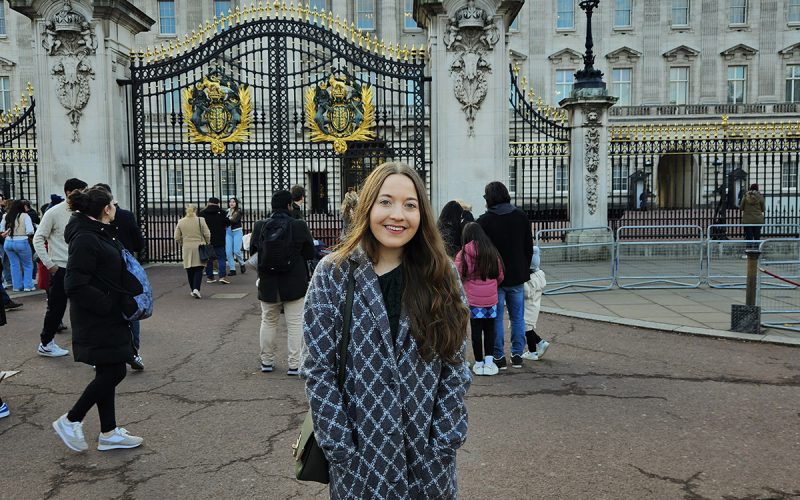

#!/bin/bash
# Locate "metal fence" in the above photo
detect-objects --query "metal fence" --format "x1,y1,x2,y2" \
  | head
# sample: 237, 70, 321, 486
758, 239, 800, 332
616, 225, 704, 289
535, 227, 614, 295
0, 88, 38, 207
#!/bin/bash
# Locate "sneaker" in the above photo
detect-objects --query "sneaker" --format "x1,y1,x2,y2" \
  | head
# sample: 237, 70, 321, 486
97, 427, 143, 451
260, 363, 274, 373
52, 414, 88, 451
228, 270, 236, 276
494, 356, 507, 370
206, 278, 217, 283
219, 277, 231, 284
511, 354, 523, 368
191, 289, 202, 299
535, 340, 550, 359
38, 340, 69, 357
521, 351, 540, 361
0, 402, 9, 418
287, 367, 300, 376
128, 354, 144, 371
472, 361, 485, 376
4, 300, 22, 311
23, 287, 36, 292
239, 264, 246, 274
483, 361, 499, 376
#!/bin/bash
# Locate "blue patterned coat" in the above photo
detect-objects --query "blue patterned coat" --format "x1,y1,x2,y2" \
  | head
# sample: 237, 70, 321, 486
303, 248, 471, 499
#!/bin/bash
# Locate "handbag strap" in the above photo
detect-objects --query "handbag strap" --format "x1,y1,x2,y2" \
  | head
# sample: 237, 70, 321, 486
198, 217, 208, 245
336, 261, 358, 390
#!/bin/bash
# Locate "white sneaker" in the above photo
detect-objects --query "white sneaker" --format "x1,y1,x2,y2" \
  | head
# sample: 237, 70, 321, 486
536, 340, 550, 359
52, 414, 88, 451
38, 340, 69, 357
98, 427, 144, 451
0, 402, 9, 418
483, 361, 499, 376
472, 361, 485, 376
521, 351, 540, 361
191, 289, 202, 299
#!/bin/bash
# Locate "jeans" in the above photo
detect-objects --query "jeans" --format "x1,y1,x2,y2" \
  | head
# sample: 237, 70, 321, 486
226, 227, 244, 271
744, 225, 762, 249
259, 295, 304, 369
204, 245, 227, 278
494, 284, 526, 358
67, 363, 127, 433
4, 239, 34, 290
41, 268, 68, 345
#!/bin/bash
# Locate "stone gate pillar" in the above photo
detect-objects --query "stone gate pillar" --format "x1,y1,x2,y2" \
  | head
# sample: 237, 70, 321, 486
9, 0, 153, 206
415, 0, 523, 216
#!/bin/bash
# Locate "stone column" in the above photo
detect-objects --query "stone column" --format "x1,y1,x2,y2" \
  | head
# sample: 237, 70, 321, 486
9, 0, 153, 207
415, 0, 522, 216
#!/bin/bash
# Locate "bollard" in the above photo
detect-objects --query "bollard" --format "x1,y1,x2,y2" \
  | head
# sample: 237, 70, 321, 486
731, 249, 761, 334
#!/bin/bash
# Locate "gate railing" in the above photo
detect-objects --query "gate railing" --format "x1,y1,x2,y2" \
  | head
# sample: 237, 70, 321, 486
0, 84, 38, 206
758, 239, 800, 332
534, 227, 614, 295
616, 225, 704, 289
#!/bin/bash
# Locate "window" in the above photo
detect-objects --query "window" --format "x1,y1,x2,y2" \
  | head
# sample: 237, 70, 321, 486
556, 0, 574, 29
356, 0, 375, 31
164, 78, 180, 114
158, 0, 176, 35
555, 163, 568, 193
0, 0, 6, 36
612, 161, 628, 192
403, 0, 418, 30
669, 67, 689, 104
0, 77, 10, 113
614, 0, 632, 28
727, 65, 747, 104
787, 65, 800, 102
220, 165, 237, 197
555, 69, 574, 103
214, 0, 231, 19
791, 0, 800, 23
611, 68, 632, 105
167, 166, 184, 198
782, 162, 798, 190
672, 0, 690, 26
730, 0, 747, 24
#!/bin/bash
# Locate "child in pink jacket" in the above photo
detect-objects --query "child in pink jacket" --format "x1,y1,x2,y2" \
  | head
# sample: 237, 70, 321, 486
455, 223, 504, 376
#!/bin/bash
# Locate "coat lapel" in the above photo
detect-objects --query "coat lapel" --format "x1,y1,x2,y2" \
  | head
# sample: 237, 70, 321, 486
349, 249, 400, 359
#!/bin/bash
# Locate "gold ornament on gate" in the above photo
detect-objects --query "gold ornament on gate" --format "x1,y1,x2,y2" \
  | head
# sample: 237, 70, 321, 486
305, 73, 376, 154
182, 70, 252, 154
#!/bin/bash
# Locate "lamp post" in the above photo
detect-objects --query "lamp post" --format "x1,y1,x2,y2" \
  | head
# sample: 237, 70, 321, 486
573, 0, 606, 96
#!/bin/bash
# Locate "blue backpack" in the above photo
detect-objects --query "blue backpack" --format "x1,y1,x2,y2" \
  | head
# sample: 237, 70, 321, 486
121, 249, 153, 321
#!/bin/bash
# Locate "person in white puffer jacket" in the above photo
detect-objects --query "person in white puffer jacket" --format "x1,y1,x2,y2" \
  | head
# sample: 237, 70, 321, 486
522, 246, 550, 360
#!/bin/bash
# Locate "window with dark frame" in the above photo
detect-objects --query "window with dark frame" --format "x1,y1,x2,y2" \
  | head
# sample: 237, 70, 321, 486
614, 0, 633, 28
159, 0, 177, 35
356, 0, 376, 31
730, 0, 747, 24
727, 65, 746, 104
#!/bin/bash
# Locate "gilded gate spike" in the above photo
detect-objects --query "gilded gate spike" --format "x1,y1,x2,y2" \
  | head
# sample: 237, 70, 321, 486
154, 45, 162, 62
235, 6, 241, 23
380, 39, 386, 56
396, 42, 401, 59
403, 44, 409, 62
350, 23, 356, 43
304, 5, 310, 22
520, 76, 527, 89
20, 95, 28, 108
145, 47, 153, 63
191, 31, 197, 48
281, 1, 288, 18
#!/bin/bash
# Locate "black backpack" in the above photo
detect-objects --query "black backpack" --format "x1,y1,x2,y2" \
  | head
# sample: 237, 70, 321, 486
257, 217, 295, 274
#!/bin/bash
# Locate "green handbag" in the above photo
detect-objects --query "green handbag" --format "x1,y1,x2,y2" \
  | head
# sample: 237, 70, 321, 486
293, 262, 357, 483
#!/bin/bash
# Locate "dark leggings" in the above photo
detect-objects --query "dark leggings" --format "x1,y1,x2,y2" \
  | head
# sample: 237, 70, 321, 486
186, 266, 204, 291
526, 330, 543, 351
67, 363, 127, 433
470, 318, 495, 361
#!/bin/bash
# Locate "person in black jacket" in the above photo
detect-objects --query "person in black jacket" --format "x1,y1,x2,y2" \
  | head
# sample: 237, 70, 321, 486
53, 186, 144, 452
290, 184, 305, 220
437, 200, 464, 258
477, 181, 533, 370
249, 190, 314, 375
199, 197, 230, 284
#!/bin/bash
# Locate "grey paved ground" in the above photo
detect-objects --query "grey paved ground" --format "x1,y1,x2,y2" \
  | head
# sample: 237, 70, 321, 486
1, 265, 799, 499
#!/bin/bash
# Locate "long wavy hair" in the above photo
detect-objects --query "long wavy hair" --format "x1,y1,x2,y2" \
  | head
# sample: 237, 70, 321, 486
459, 222, 503, 281
4, 199, 25, 236
332, 162, 469, 363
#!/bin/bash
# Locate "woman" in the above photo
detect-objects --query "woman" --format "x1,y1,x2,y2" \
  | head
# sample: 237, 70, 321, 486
53, 186, 143, 452
0, 199, 36, 291
303, 162, 471, 498
437, 200, 464, 258
174, 204, 211, 299
739, 183, 765, 245
225, 197, 245, 276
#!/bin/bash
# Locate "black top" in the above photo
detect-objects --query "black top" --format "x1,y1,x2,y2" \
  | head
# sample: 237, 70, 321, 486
378, 264, 404, 340
112, 205, 145, 253
477, 204, 533, 287
199, 204, 230, 246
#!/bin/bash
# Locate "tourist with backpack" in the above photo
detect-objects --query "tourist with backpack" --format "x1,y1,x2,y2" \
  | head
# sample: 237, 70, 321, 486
249, 190, 315, 375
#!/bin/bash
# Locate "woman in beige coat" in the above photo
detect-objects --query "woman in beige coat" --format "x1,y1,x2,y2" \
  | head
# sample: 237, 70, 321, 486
174, 204, 211, 299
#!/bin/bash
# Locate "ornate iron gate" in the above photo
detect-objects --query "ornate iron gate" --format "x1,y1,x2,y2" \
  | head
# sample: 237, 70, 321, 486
609, 117, 800, 239
129, 5, 430, 262
0, 87, 39, 207
508, 64, 571, 235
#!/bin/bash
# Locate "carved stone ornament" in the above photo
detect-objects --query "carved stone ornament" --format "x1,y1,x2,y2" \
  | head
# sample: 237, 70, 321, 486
442, 0, 499, 136
41, 0, 98, 142
584, 109, 601, 215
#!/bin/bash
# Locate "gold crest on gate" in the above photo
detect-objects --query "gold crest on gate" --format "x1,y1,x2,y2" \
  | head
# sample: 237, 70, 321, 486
182, 70, 252, 154
305, 73, 376, 154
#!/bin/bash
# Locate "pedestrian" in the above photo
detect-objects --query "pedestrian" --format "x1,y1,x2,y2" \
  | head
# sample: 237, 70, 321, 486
477, 181, 533, 369
438, 200, 464, 258
290, 184, 306, 219
174, 204, 211, 299
53, 185, 144, 452
522, 246, 550, 361
249, 190, 315, 375
33, 178, 87, 358
199, 197, 230, 284
0, 304, 9, 419
340, 187, 358, 240
456, 199, 475, 225
0, 195, 12, 289
739, 183, 765, 247
303, 162, 470, 498
0, 200, 36, 292
225, 197, 245, 276
455, 222, 504, 376
1, 283, 23, 311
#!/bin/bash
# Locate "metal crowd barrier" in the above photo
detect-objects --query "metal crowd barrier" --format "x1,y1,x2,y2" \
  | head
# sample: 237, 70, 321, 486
535, 227, 614, 295
616, 225, 704, 289
707, 224, 800, 289
758, 239, 800, 332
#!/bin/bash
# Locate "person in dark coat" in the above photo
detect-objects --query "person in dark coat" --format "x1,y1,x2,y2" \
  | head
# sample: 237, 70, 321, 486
437, 200, 464, 258
53, 186, 144, 452
199, 197, 230, 283
477, 181, 533, 369
290, 184, 306, 220
249, 190, 315, 375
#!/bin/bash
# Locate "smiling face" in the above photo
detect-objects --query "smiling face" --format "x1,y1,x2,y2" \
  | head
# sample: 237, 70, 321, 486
369, 173, 420, 262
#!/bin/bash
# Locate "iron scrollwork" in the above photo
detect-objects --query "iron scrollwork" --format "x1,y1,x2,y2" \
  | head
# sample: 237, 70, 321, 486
304, 73, 376, 154
584, 109, 601, 215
